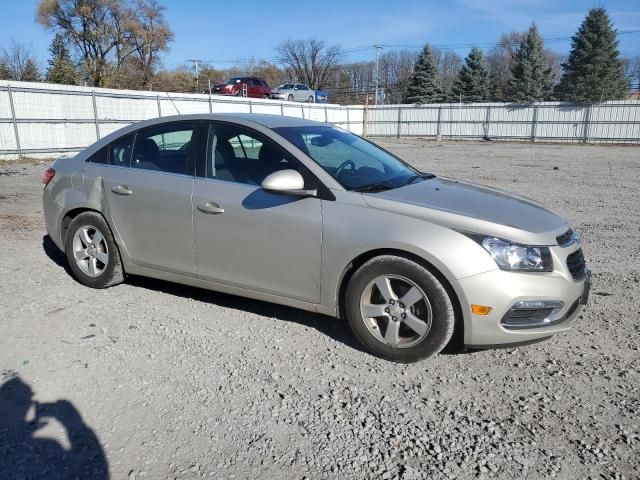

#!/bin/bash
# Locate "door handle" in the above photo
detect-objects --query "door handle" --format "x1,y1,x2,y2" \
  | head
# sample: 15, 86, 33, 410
111, 185, 133, 196
197, 202, 225, 215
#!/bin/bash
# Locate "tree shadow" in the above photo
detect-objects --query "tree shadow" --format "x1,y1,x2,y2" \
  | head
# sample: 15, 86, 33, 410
0, 375, 109, 479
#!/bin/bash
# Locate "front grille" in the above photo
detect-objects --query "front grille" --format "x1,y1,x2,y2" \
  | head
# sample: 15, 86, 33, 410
557, 229, 577, 247
566, 249, 586, 280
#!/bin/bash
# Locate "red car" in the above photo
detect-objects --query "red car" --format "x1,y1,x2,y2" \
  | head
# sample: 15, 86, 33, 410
212, 76, 272, 98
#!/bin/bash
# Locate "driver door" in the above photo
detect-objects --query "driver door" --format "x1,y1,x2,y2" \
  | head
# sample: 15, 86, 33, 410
192, 122, 323, 303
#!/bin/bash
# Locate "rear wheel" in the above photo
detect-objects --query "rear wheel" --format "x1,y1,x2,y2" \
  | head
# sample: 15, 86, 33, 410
345, 255, 455, 362
65, 212, 124, 289
308, 96, 314, 103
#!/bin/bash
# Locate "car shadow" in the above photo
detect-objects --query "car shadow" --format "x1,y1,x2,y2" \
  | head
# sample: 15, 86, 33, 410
42, 234, 364, 353
128, 275, 367, 354
42, 234, 468, 357
0, 374, 109, 479
42, 234, 71, 275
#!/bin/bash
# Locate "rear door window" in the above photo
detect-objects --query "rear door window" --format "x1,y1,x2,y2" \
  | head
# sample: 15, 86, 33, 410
131, 123, 195, 175
110, 134, 134, 167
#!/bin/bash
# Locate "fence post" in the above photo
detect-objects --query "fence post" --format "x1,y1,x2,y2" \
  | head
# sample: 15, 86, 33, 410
346, 106, 351, 132
484, 105, 492, 140
363, 97, 369, 138
301, 104, 305, 119
582, 105, 592, 144
249, 100, 253, 114
280, 102, 284, 116
208, 92, 213, 113
396, 107, 402, 139
91, 90, 100, 141
530, 104, 538, 142
436, 106, 442, 141
324, 105, 328, 123
7, 85, 22, 160
156, 95, 162, 117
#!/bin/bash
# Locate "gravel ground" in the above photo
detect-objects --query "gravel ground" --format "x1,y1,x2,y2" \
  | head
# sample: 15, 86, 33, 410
1, 140, 639, 480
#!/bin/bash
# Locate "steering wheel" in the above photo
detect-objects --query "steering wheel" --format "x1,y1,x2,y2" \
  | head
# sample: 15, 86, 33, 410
335, 160, 356, 179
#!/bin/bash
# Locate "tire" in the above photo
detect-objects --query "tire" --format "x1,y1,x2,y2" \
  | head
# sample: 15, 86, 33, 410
64, 212, 124, 289
345, 255, 455, 363
308, 96, 314, 103
287, 94, 294, 102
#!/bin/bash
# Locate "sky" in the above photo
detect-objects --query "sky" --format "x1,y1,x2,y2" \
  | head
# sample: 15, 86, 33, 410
1, 0, 639, 70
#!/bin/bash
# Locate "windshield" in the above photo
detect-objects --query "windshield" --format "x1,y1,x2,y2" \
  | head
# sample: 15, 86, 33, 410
273, 126, 426, 191
277, 84, 294, 89
225, 77, 242, 84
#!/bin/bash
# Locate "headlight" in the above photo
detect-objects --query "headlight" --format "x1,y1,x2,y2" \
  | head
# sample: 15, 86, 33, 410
469, 235, 553, 272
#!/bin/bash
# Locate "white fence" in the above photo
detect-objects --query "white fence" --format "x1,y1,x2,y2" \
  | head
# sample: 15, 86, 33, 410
1, 80, 639, 159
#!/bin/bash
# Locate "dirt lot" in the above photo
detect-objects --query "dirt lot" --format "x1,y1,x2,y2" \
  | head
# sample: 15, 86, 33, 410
1, 140, 639, 480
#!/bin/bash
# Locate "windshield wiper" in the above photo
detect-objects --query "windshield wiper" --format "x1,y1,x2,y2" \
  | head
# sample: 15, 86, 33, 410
401, 173, 436, 187
352, 182, 396, 193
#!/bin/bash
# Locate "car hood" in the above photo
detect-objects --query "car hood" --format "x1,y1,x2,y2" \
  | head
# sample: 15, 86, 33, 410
362, 176, 568, 245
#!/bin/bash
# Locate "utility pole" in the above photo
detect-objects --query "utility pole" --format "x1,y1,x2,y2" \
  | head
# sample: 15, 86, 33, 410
188, 59, 202, 92
373, 45, 382, 105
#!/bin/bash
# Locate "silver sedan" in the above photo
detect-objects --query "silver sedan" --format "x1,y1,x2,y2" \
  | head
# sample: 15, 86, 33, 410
270, 83, 316, 102
42, 114, 590, 362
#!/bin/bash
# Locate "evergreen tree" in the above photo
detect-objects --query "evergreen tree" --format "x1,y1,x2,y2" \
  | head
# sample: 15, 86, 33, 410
20, 59, 41, 82
506, 23, 553, 102
403, 44, 444, 104
451, 48, 489, 102
556, 8, 627, 103
46, 33, 77, 85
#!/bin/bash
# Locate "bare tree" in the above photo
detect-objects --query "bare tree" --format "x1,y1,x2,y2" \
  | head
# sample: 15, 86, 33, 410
0, 40, 41, 81
486, 31, 523, 101
624, 56, 640, 93
378, 49, 418, 103
276, 38, 343, 89
36, 0, 121, 86
433, 49, 463, 100
126, 0, 173, 88
36, 0, 173, 88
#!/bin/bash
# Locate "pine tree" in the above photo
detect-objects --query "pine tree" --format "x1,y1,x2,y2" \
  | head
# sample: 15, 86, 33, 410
20, 59, 41, 82
403, 44, 444, 104
451, 48, 489, 102
506, 24, 553, 103
46, 33, 77, 85
556, 8, 627, 103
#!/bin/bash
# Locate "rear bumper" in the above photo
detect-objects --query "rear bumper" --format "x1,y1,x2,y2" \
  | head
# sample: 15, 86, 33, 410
455, 267, 588, 347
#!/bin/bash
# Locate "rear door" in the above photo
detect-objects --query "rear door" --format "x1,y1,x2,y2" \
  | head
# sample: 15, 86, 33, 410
102, 122, 199, 275
192, 122, 323, 302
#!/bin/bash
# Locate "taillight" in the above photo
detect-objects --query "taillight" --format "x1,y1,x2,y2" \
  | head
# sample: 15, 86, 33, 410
42, 167, 55, 188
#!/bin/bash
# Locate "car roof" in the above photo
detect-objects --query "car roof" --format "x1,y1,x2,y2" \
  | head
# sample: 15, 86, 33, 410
92, 114, 327, 148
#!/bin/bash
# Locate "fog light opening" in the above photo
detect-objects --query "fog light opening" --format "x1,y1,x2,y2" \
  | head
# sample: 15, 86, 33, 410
501, 300, 565, 330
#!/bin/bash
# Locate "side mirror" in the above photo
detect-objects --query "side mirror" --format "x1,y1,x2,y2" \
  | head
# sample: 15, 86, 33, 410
261, 169, 317, 197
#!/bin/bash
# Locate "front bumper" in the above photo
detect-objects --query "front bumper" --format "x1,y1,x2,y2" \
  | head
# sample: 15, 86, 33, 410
271, 93, 287, 100
455, 266, 589, 347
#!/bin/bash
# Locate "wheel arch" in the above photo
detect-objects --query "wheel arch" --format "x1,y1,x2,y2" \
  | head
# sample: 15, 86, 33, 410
336, 248, 465, 352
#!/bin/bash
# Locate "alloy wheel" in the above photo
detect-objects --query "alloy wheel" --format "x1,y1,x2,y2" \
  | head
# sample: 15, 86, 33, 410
72, 225, 109, 277
359, 274, 432, 348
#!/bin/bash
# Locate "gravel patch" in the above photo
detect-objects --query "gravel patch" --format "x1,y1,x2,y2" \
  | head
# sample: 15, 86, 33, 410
0, 140, 639, 479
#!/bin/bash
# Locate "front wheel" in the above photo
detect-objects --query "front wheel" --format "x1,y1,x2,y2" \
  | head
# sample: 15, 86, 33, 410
345, 255, 455, 363
287, 94, 294, 102
65, 212, 124, 289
